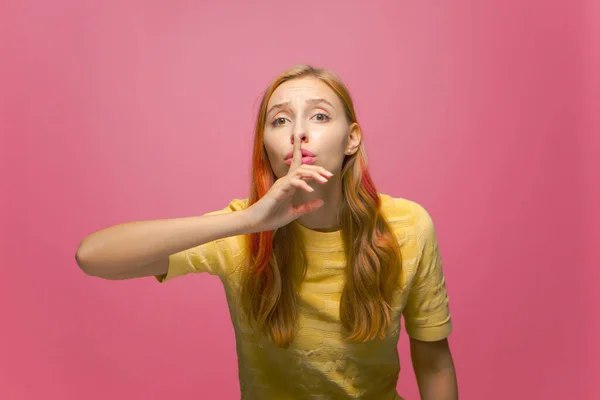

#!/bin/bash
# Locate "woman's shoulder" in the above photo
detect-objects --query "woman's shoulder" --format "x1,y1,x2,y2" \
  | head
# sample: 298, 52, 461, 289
203, 197, 250, 216
378, 193, 437, 241
379, 193, 428, 218
226, 197, 249, 211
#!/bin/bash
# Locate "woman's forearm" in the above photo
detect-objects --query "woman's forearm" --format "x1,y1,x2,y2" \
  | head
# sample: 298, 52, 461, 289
415, 366, 458, 400
75, 209, 254, 279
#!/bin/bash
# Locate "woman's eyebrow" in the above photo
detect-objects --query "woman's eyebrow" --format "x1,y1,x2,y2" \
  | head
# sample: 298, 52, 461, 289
266, 98, 335, 117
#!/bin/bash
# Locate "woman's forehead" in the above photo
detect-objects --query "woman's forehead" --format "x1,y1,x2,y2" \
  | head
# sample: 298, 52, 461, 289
268, 77, 338, 107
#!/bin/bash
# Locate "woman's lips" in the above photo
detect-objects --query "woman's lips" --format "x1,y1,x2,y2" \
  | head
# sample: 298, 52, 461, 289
285, 156, 316, 165
284, 149, 316, 159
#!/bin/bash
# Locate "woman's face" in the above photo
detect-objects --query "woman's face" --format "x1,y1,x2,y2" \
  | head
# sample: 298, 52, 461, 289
263, 76, 361, 179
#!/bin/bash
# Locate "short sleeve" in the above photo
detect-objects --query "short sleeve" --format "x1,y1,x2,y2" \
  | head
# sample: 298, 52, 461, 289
155, 198, 248, 283
402, 203, 452, 341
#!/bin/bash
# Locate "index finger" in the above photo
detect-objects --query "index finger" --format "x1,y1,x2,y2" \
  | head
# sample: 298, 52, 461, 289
289, 134, 303, 170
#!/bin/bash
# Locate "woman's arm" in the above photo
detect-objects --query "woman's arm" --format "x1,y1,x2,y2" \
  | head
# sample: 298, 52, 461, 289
76, 140, 332, 281
75, 210, 255, 280
410, 338, 458, 399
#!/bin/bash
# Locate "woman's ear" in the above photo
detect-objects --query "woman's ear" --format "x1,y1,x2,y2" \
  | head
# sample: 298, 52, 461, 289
345, 123, 362, 155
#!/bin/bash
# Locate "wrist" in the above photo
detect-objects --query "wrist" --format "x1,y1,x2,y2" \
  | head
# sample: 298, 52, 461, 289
239, 208, 259, 235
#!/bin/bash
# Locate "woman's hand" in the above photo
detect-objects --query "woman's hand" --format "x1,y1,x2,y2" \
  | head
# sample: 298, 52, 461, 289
245, 137, 333, 232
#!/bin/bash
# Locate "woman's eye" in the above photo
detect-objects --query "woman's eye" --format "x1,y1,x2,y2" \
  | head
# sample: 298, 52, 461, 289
272, 117, 287, 126
313, 113, 330, 122
272, 114, 329, 127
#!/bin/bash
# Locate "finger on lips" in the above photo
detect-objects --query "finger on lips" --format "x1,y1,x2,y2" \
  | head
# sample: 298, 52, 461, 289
291, 135, 303, 169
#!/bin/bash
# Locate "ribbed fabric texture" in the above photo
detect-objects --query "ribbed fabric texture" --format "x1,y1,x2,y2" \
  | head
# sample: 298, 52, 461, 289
156, 194, 452, 399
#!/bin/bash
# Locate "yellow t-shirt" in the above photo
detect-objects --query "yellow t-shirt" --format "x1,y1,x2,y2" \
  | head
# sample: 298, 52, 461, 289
156, 194, 452, 400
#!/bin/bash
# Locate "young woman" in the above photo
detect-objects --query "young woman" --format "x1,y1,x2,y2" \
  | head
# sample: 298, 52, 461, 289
76, 64, 458, 399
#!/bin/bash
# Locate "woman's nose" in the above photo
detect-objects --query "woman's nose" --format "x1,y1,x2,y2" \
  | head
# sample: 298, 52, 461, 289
291, 133, 308, 144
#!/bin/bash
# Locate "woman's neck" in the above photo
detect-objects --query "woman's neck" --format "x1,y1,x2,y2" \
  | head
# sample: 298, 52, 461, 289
293, 181, 342, 232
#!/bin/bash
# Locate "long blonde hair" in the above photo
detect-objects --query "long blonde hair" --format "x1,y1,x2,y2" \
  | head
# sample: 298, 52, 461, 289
241, 64, 402, 348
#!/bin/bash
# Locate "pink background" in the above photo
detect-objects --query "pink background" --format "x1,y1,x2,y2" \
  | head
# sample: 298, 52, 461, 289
1, 1, 598, 399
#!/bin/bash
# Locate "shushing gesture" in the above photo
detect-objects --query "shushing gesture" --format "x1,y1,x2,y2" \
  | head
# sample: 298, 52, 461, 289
245, 136, 333, 232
